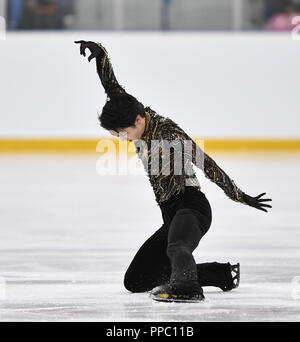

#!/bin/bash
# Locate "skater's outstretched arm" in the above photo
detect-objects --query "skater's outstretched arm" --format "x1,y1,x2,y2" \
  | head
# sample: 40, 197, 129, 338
159, 127, 272, 212
74, 40, 126, 98
202, 152, 272, 212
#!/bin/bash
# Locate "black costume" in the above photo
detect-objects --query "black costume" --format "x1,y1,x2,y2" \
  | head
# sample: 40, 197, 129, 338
124, 187, 238, 293
93, 42, 247, 296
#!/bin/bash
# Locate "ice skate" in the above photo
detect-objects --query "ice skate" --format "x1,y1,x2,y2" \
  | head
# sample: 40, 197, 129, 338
150, 281, 205, 303
220, 263, 240, 292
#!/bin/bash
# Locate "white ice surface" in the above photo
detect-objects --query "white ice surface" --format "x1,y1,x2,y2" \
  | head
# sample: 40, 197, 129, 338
0, 154, 299, 322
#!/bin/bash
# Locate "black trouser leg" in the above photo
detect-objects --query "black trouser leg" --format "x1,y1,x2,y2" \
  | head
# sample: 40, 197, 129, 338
124, 205, 233, 292
167, 208, 205, 284
197, 262, 232, 288
123, 224, 171, 293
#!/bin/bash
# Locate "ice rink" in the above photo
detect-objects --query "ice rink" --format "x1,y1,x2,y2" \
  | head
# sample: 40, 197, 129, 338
0, 153, 299, 322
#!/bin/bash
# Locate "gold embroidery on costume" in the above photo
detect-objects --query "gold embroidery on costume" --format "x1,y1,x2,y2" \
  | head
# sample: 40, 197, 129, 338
96, 44, 246, 205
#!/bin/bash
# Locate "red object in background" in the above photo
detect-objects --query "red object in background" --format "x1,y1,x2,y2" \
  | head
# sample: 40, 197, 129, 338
265, 13, 300, 31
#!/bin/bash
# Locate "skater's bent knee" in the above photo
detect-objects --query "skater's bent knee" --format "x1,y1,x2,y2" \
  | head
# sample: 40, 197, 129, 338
123, 273, 137, 293
175, 208, 210, 235
123, 278, 138, 293
123, 274, 148, 293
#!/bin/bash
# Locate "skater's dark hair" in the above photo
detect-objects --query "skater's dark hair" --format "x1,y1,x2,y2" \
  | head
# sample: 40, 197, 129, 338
99, 93, 146, 131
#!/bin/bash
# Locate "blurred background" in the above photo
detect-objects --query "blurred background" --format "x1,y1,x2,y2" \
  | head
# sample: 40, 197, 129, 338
3, 0, 300, 32
0, 0, 300, 148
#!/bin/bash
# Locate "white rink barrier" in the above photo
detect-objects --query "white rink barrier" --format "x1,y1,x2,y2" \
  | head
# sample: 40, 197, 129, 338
0, 31, 299, 139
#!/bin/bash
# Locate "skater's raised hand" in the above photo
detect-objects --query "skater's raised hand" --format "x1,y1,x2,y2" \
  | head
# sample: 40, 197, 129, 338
242, 192, 272, 212
75, 39, 126, 98
74, 40, 105, 62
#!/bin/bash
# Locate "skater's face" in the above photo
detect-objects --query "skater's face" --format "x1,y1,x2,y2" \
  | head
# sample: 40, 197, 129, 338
109, 114, 146, 142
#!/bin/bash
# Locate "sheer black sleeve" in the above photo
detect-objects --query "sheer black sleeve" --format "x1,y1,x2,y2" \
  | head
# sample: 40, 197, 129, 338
160, 125, 246, 204
95, 42, 127, 98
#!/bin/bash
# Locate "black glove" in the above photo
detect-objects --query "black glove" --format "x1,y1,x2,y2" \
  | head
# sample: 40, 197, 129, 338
242, 192, 272, 213
74, 40, 105, 62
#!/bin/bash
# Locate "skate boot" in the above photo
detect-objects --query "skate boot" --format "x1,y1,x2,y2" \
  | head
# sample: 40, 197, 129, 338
220, 263, 240, 292
150, 281, 205, 303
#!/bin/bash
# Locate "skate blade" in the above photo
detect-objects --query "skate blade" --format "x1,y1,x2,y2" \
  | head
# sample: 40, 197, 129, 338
151, 294, 205, 303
